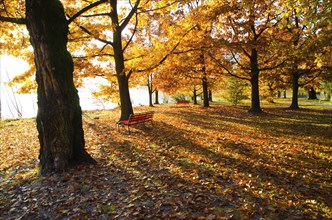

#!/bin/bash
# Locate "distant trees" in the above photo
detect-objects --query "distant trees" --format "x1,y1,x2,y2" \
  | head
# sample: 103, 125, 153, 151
223, 77, 248, 106
210, 0, 287, 113
1, 0, 331, 118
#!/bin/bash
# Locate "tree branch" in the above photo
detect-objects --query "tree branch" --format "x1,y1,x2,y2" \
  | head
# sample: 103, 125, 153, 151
123, 9, 138, 53
74, 22, 114, 46
139, 0, 183, 14
81, 13, 110, 18
260, 59, 286, 71
137, 25, 197, 73
230, 51, 250, 70
0, 16, 26, 25
299, 71, 322, 87
209, 52, 250, 81
67, 0, 108, 24
119, 0, 140, 32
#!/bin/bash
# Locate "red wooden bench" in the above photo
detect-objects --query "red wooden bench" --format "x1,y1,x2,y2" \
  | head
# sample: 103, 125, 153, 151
117, 111, 154, 133
177, 100, 189, 104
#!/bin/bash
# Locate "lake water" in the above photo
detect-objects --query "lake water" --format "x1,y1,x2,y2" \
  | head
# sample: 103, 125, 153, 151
0, 56, 166, 119
1, 83, 165, 119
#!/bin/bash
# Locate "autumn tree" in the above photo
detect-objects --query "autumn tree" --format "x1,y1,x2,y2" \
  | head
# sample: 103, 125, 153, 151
280, 0, 332, 109
210, 0, 285, 113
145, 0, 220, 107
1, 0, 95, 175
223, 76, 248, 106
64, 0, 195, 120
26, 0, 96, 174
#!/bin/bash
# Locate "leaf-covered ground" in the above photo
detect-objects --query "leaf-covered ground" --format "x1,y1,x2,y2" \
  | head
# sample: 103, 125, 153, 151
1, 102, 332, 219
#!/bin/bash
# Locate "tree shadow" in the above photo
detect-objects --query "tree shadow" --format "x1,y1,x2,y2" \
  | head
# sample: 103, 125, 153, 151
1, 106, 331, 219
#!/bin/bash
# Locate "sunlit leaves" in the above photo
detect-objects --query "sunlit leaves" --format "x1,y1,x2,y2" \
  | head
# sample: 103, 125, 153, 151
1, 103, 332, 218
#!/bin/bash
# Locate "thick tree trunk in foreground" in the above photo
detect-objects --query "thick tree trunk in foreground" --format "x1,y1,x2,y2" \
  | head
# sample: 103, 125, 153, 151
290, 73, 300, 109
26, 0, 95, 175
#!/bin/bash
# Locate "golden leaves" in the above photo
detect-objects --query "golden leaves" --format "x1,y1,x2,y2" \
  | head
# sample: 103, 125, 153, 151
1, 103, 332, 218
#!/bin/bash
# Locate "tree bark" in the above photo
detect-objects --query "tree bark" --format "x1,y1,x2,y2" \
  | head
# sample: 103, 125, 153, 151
154, 90, 159, 104
277, 91, 281, 98
147, 76, 153, 107
290, 73, 300, 109
117, 73, 133, 120
193, 88, 198, 105
111, 1, 133, 120
25, 0, 95, 175
202, 74, 209, 107
249, 49, 262, 113
308, 87, 318, 100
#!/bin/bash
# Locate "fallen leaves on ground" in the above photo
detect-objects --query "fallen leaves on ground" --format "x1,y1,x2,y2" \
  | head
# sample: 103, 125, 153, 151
0, 104, 331, 219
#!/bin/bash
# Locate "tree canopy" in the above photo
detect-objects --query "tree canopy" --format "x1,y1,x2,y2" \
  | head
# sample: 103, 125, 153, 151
1, 0, 331, 112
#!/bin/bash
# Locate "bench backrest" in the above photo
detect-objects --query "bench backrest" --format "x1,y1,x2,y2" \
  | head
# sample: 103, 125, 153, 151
129, 111, 154, 123
177, 100, 189, 104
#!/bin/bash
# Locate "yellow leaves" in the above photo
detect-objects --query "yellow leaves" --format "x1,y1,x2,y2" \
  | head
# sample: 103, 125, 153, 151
92, 83, 119, 103
0, 119, 39, 182
315, 56, 323, 68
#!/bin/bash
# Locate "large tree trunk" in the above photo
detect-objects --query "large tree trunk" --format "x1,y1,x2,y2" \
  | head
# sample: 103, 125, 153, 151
154, 90, 159, 104
290, 73, 300, 109
277, 91, 281, 98
202, 75, 209, 107
117, 74, 133, 120
147, 77, 153, 107
26, 0, 95, 175
249, 49, 262, 113
193, 88, 198, 105
111, 1, 133, 121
